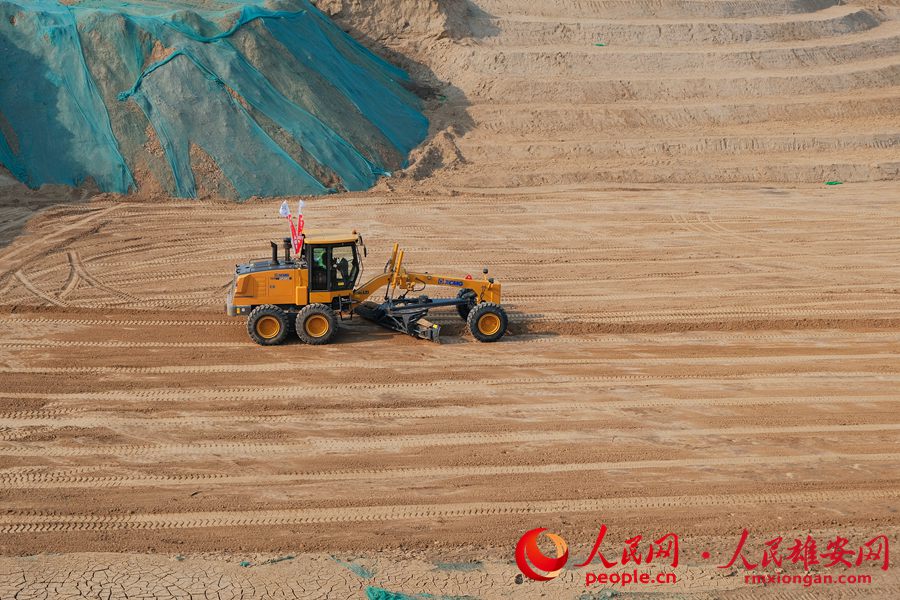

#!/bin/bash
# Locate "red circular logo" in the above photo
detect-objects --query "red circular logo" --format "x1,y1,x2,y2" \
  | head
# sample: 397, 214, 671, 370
515, 527, 569, 581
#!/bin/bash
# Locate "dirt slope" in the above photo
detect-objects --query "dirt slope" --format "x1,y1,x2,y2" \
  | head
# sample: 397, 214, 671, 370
394, 0, 900, 186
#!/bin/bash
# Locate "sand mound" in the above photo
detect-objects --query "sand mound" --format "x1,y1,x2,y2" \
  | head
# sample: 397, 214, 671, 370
0, 0, 429, 199
314, 0, 469, 48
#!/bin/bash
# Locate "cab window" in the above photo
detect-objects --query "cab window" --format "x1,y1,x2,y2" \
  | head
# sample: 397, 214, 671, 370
331, 244, 359, 290
311, 247, 328, 290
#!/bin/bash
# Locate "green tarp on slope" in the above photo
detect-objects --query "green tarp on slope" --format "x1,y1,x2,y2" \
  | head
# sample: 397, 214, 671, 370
0, 0, 428, 198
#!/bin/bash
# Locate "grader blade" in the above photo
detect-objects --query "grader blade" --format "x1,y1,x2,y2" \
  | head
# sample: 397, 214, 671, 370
354, 300, 442, 342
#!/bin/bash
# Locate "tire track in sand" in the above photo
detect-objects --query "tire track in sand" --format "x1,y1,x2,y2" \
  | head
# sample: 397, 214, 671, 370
1, 488, 896, 533
1, 393, 896, 426
0, 353, 895, 376
4, 372, 898, 406
1, 424, 897, 458
13, 271, 68, 307
2, 452, 896, 489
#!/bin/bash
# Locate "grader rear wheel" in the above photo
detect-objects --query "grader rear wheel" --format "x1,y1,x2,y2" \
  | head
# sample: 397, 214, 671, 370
296, 304, 338, 345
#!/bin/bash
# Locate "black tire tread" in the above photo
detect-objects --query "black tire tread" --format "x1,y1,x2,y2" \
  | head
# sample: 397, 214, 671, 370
247, 305, 291, 346
466, 302, 508, 343
296, 304, 338, 345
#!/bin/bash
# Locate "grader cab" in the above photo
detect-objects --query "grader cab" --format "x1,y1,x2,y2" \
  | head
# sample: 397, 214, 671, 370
227, 231, 508, 345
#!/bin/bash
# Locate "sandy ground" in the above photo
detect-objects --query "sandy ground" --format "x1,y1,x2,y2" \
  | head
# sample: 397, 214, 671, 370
0, 183, 898, 598
1, 0, 900, 598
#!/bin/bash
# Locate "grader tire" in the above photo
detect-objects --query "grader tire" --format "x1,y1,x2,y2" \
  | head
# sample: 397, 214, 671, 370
467, 302, 508, 343
296, 304, 338, 345
247, 305, 291, 346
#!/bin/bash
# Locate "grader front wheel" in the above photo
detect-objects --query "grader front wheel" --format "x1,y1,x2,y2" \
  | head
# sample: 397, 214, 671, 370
247, 305, 291, 346
467, 302, 508, 343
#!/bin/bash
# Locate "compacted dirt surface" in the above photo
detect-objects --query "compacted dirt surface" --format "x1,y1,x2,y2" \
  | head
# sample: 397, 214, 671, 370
1, 0, 899, 598
1, 185, 898, 598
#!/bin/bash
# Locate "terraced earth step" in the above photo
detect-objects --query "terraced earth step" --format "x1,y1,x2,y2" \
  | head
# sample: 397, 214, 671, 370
454, 150, 900, 186
466, 57, 900, 101
472, 0, 842, 20
470, 5, 881, 46
459, 25, 900, 74
463, 89, 900, 133
458, 131, 900, 160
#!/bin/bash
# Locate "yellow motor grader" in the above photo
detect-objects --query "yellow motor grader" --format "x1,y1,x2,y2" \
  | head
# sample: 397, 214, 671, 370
226, 232, 507, 345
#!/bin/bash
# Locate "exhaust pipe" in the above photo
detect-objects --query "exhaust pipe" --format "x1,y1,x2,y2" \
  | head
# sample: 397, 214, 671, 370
283, 237, 292, 261
271, 241, 278, 265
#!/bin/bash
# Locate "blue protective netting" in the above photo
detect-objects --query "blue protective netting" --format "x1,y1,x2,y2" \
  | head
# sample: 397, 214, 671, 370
0, 0, 429, 199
